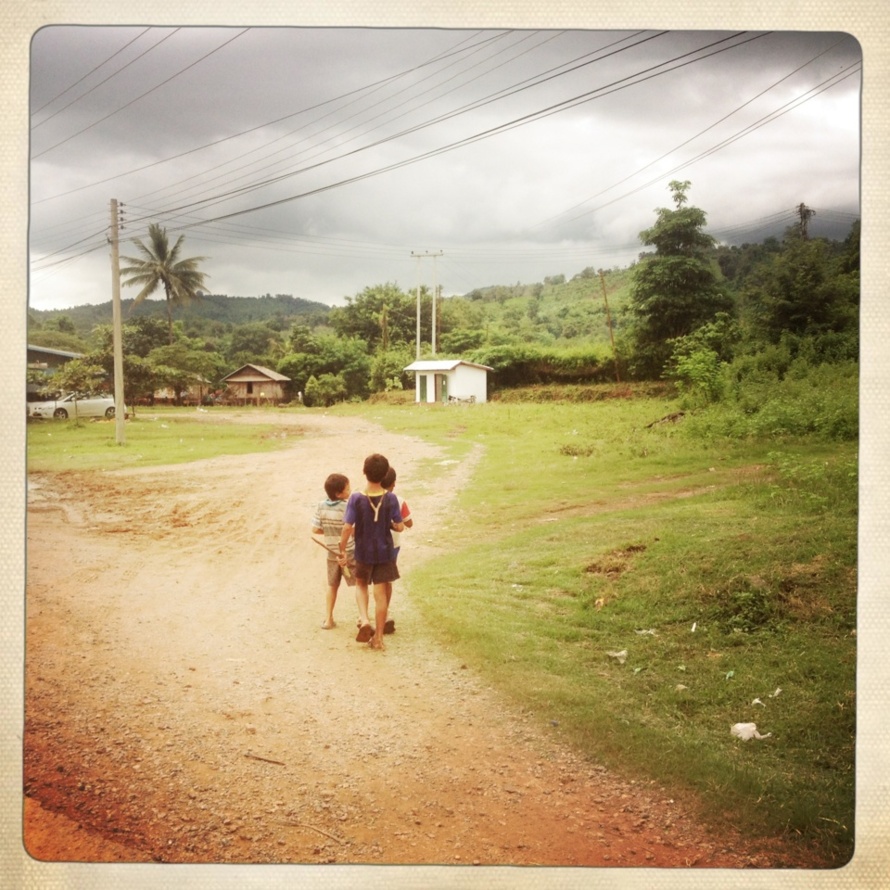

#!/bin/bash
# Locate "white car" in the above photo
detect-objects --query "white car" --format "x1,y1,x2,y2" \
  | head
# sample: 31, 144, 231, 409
30, 392, 126, 420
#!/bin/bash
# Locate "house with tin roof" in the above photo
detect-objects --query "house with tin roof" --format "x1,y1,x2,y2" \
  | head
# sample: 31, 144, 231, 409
27, 344, 84, 400
403, 359, 493, 404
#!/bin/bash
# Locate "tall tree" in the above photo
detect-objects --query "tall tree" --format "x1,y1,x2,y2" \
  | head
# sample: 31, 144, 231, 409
748, 228, 860, 343
629, 181, 732, 377
329, 283, 430, 351
120, 224, 209, 344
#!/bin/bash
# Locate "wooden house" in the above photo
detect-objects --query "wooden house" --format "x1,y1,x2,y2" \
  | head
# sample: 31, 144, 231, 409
221, 364, 291, 405
27, 344, 83, 400
151, 376, 213, 406
404, 359, 493, 404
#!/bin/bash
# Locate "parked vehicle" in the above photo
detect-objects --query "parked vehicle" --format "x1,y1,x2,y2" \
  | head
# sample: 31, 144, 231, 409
29, 392, 127, 420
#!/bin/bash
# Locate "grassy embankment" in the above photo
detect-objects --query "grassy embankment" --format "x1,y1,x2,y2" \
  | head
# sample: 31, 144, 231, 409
26, 393, 857, 865
359, 394, 857, 867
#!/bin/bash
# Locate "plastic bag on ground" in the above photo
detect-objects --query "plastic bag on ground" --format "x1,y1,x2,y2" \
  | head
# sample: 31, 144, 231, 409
731, 722, 772, 741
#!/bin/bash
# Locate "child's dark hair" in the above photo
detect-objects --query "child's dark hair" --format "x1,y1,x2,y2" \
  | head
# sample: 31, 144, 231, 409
381, 466, 396, 489
324, 473, 349, 500
362, 453, 390, 484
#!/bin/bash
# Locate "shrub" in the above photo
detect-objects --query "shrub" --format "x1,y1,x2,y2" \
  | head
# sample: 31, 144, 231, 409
304, 373, 347, 407
684, 360, 858, 442
669, 347, 725, 405
467, 344, 611, 389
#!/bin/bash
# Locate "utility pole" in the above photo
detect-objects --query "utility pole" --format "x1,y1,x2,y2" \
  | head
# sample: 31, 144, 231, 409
797, 202, 815, 240
410, 250, 443, 357
109, 198, 126, 445
598, 269, 621, 383
412, 254, 421, 359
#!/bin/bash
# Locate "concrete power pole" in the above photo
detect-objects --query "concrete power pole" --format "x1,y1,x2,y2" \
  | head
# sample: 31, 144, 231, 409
410, 250, 443, 357
109, 198, 126, 445
412, 254, 421, 359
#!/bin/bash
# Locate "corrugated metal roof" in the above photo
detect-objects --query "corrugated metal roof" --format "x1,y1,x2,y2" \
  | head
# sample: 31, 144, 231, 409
404, 360, 492, 372
27, 344, 84, 359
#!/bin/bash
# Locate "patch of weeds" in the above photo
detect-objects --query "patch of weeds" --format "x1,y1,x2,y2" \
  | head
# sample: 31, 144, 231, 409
584, 543, 647, 577
559, 442, 596, 457
707, 574, 784, 633
764, 450, 858, 512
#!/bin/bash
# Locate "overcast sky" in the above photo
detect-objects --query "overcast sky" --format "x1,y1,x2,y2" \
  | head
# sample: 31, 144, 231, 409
28, 26, 862, 312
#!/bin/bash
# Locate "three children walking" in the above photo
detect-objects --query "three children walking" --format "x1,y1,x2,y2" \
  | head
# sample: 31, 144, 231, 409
311, 453, 411, 651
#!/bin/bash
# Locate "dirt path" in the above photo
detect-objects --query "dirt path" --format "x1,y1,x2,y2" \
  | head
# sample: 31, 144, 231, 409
24, 411, 774, 868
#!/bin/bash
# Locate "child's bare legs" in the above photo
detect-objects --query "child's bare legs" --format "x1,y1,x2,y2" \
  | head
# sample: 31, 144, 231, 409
370, 581, 391, 650
354, 580, 373, 641
383, 583, 396, 634
322, 584, 338, 629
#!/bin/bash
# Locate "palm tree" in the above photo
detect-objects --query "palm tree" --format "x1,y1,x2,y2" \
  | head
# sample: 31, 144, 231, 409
120, 224, 209, 344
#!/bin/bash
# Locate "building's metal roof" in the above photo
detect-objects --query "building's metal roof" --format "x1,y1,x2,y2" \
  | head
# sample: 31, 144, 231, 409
27, 344, 84, 359
404, 360, 493, 372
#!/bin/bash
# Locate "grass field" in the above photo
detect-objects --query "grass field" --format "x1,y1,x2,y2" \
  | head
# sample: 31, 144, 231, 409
354, 397, 857, 866
26, 408, 299, 472
27, 397, 858, 865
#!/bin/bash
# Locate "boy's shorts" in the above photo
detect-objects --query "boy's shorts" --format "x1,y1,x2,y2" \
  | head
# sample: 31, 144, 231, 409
354, 560, 400, 584
327, 557, 357, 588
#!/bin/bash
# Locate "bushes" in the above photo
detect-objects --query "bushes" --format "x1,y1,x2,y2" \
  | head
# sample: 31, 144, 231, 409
683, 358, 858, 442
467, 344, 612, 389
492, 381, 673, 403
304, 373, 347, 407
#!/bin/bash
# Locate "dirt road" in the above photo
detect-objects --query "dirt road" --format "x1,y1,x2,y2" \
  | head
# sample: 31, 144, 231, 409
24, 411, 776, 867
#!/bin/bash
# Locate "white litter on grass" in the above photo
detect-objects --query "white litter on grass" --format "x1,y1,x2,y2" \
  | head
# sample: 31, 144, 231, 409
607, 649, 628, 664
691, 622, 697, 633
731, 722, 772, 741
752, 698, 765, 707
635, 629, 656, 636
769, 687, 782, 698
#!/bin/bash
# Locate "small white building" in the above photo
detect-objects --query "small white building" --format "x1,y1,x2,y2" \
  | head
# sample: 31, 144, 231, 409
404, 360, 493, 404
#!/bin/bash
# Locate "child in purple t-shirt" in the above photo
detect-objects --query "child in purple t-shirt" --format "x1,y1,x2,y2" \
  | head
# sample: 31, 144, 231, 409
338, 453, 405, 650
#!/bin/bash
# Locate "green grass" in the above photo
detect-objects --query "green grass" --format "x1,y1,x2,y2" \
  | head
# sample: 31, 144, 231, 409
348, 399, 857, 866
27, 397, 858, 865
26, 407, 301, 472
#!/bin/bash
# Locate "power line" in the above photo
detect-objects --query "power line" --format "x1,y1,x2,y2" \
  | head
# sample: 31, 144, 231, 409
112, 31, 546, 213
31, 29, 514, 204
31, 27, 155, 119
32, 28, 251, 159
122, 32, 762, 232
531, 34, 852, 230
29, 32, 859, 285
548, 62, 860, 230
71, 31, 668, 231
29, 30, 756, 253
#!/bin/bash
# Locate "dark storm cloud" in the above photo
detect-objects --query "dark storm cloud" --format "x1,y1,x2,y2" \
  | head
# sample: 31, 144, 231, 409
28, 26, 861, 309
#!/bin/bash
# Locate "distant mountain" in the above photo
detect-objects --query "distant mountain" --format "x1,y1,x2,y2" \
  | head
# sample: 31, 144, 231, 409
29, 293, 331, 336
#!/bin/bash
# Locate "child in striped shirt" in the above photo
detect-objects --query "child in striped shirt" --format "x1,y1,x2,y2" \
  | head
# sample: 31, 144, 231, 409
311, 473, 356, 629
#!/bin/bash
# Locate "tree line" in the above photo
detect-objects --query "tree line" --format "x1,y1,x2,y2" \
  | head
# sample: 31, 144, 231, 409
28, 181, 859, 411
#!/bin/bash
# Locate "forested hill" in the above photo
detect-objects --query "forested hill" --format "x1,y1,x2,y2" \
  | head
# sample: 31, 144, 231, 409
29, 292, 331, 337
